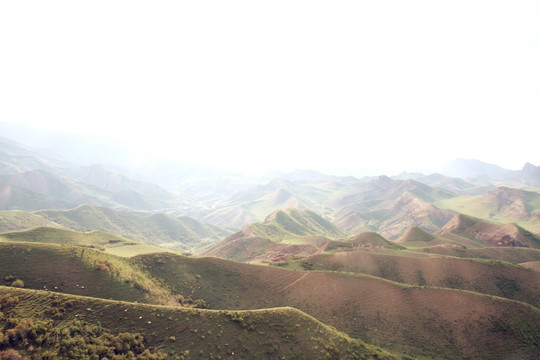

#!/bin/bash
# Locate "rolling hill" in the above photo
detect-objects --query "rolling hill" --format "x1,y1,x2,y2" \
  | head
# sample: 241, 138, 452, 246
393, 172, 495, 195
64, 163, 174, 201
0, 286, 397, 360
0, 240, 398, 358
251, 208, 347, 241
183, 178, 329, 229
0, 214, 539, 358
438, 158, 521, 181
0, 209, 66, 232
37, 205, 231, 250
327, 175, 456, 211
436, 186, 540, 235
0, 136, 75, 175
327, 232, 405, 251
303, 250, 540, 307
438, 214, 540, 248
0, 169, 173, 212
0, 227, 168, 256
181, 174, 460, 237
135, 252, 540, 359
421, 245, 540, 264
1, 130, 540, 359
200, 208, 346, 262
396, 226, 437, 243
0, 242, 176, 305
0, 205, 231, 250
332, 192, 455, 239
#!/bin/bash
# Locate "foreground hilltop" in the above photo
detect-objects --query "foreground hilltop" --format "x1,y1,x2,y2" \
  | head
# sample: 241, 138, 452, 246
0, 287, 396, 360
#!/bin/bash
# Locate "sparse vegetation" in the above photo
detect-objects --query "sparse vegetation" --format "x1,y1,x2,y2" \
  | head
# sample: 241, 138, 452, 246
2, 135, 540, 360
0, 287, 398, 359
495, 275, 520, 298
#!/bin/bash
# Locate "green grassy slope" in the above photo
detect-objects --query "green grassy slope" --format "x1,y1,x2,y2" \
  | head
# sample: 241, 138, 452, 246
0, 210, 65, 232
0, 226, 166, 256
200, 208, 346, 262
191, 178, 330, 229
37, 205, 231, 250
396, 226, 436, 243
325, 232, 405, 252
435, 187, 540, 234
0, 287, 397, 360
0, 242, 166, 305
249, 208, 347, 242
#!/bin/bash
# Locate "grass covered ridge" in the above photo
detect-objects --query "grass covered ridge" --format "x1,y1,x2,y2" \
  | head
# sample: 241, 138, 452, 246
0, 287, 397, 360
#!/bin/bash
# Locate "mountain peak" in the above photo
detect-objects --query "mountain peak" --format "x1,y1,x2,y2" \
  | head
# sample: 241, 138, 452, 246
396, 226, 436, 243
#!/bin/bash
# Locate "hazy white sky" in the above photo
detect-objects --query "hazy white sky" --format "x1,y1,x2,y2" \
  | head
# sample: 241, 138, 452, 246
1, 1, 539, 175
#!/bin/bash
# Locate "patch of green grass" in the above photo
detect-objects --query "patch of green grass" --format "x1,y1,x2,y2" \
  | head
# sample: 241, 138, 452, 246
0, 242, 183, 306
0, 226, 179, 258
248, 208, 347, 243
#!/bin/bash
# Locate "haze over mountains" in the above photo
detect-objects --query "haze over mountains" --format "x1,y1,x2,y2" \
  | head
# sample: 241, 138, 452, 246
1, 125, 540, 359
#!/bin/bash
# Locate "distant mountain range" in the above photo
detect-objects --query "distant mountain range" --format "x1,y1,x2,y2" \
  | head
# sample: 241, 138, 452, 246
439, 157, 540, 185
2, 131, 540, 241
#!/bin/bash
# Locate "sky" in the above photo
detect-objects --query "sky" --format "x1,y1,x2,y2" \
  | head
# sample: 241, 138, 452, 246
1, 1, 539, 176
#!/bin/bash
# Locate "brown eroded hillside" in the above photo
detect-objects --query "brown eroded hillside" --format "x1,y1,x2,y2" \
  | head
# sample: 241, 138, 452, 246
332, 192, 455, 239
304, 250, 540, 307
438, 214, 540, 248
134, 252, 540, 359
